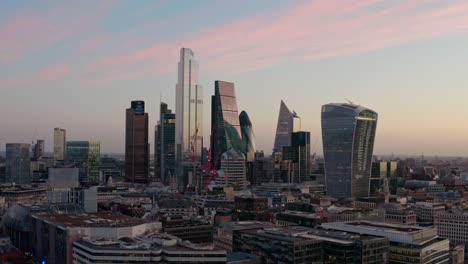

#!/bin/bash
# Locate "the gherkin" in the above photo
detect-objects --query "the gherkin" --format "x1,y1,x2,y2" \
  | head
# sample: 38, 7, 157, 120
239, 111, 257, 162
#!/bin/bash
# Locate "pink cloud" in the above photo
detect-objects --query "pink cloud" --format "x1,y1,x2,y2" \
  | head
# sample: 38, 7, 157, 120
89, 0, 468, 81
37, 64, 70, 80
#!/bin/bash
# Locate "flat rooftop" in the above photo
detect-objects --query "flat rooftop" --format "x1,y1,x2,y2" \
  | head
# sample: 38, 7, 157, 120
32, 212, 146, 228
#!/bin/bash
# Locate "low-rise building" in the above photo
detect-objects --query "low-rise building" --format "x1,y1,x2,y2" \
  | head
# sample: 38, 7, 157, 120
412, 202, 445, 226
213, 221, 275, 252
435, 209, 468, 254
322, 221, 450, 264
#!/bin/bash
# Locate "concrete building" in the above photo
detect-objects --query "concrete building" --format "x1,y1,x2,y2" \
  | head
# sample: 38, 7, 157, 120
31, 211, 162, 264
234, 195, 269, 221
73, 233, 226, 263
435, 209, 468, 254
53, 128, 66, 161
216, 149, 247, 190
322, 221, 450, 263
214, 221, 275, 252
47, 168, 79, 188
412, 202, 446, 226
5, 143, 31, 184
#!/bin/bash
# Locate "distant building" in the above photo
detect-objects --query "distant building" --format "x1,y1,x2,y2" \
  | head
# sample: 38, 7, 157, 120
155, 102, 176, 185
175, 48, 203, 191
322, 221, 450, 264
125, 100, 149, 184
321, 103, 378, 198
214, 221, 275, 253
239, 111, 257, 162
435, 210, 468, 254
273, 100, 300, 152
5, 143, 31, 184
211, 81, 243, 167
33, 140, 45, 160
370, 161, 398, 194
47, 168, 79, 189
283, 131, 311, 183
53, 128, 66, 161
66, 141, 100, 185
163, 221, 213, 244
216, 149, 247, 190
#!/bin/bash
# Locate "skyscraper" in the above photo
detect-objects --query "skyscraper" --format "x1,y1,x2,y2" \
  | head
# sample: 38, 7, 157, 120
5, 143, 31, 184
273, 100, 300, 152
283, 131, 311, 183
211, 81, 243, 167
125, 100, 149, 184
33, 139, 45, 160
321, 103, 378, 198
54, 127, 66, 161
155, 102, 176, 185
239, 111, 257, 162
175, 48, 203, 190
66, 141, 100, 185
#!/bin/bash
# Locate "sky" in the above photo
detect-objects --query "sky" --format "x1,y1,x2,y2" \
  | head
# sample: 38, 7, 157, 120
1, 0, 468, 156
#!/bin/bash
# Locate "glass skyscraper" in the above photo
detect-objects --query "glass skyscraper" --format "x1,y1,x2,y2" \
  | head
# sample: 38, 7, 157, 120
211, 80, 243, 167
66, 141, 100, 185
175, 48, 203, 190
5, 143, 31, 184
273, 100, 301, 152
239, 110, 257, 162
155, 102, 176, 185
125, 100, 149, 184
321, 103, 378, 198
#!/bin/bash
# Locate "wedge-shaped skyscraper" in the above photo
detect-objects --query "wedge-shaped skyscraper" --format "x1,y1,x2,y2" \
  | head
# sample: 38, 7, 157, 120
321, 103, 378, 198
273, 100, 301, 152
239, 111, 257, 162
211, 81, 243, 166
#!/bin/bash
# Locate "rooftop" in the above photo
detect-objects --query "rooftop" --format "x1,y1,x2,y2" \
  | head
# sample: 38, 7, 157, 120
32, 212, 146, 228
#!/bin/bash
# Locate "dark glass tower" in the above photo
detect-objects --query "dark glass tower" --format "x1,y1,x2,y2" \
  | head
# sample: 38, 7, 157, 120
290, 131, 311, 183
239, 111, 257, 162
273, 100, 301, 152
66, 141, 100, 185
211, 81, 243, 166
321, 103, 378, 198
155, 102, 176, 185
125, 100, 149, 184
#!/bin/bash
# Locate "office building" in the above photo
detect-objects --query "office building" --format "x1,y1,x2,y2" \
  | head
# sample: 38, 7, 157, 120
412, 202, 445, 226
435, 210, 468, 254
155, 102, 176, 185
53, 128, 66, 161
214, 221, 275, 253
283, 131, 311, 183
66, 141, 100, 185
371, 161, 398, 194
239, 111, 257, 162
5, 143, 31, 184
211, 81, 243, 167
273, 100, 300, 152
33, 140, 45, 160
73, 233, 226, 264
125, 100, 149, 184
216, 149, 247, 190
321, 103, 378, 198
31, 211, 162, 264
175, 48, 203, 191
234, 196, 269, 221
233, 227, 322, 263
322, 221, 450, 264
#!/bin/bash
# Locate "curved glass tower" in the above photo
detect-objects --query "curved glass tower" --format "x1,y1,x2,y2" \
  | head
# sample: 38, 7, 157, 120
321, 103, 378, 198
273, 100, 300, 152
211, 81, 243, 166
239, 111, 257, 162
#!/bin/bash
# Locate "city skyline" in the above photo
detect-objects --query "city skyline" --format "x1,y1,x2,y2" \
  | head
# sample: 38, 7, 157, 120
2, 1, 468, 156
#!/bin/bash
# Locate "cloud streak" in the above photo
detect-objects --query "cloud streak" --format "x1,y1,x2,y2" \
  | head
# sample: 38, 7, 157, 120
91, 0, 468, 80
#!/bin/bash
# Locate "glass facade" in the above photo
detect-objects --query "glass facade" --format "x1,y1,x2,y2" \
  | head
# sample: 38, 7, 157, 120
175, 48, 203, 190
66, 141, 100, 185
161, 111, 176, 185
239, 111, 257, 162
321, 103, 378, 198
211, 81, 243, 167
5, 143, 31, 184
273, 100, 300, 152
125, 101, 149, 184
